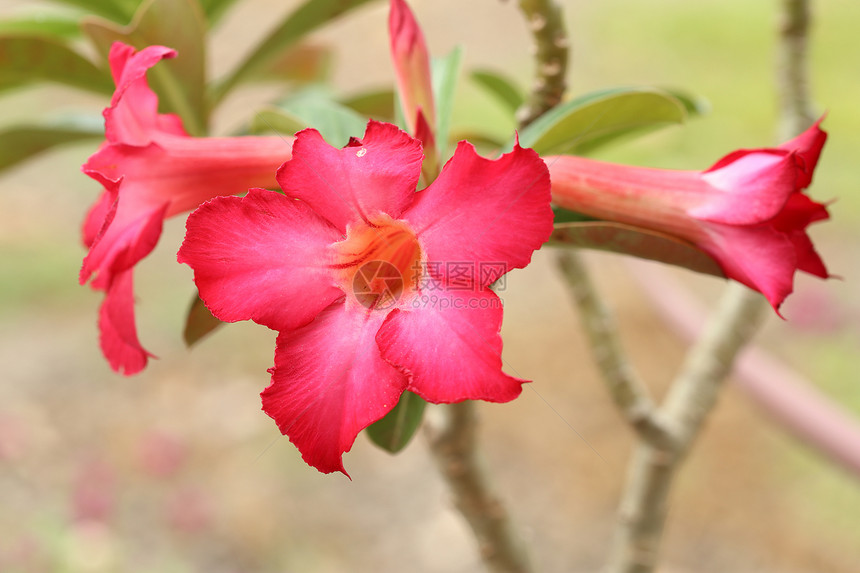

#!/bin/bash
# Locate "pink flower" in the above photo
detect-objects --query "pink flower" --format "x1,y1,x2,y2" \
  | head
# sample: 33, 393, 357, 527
548, 121, 830, 311
388, 0, 435, 136
80, 43, 292, 375
178, 121, 552, 475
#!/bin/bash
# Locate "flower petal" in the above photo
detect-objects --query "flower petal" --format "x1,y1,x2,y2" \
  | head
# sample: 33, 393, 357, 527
786, 231, 829, 278
696, 150, 797, 225
105, 43, 183, 146
262, 303, 408, 475
378, 284, 525, 403
276, 121, 423, 233
402, 141, 552, 286
82, 189, 115, 249
700, 224, 799, 311
779, 119, 827, 189
178, 189, 344, 332
771, 192, 830, 229
771, 194, 830, 278
99, 269, 155, 376
81, 194, 168, 288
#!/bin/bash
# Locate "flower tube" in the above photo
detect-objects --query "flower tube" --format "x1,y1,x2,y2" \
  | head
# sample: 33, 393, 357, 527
548, 121, 830, 311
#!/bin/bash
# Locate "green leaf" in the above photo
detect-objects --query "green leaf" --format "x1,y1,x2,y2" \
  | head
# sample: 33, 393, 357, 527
517, 87, 688, 156
0, 15, 82, 39
0, 116, 104, 171
447, 129, 505, 150
198, 0, 240, 26
251, 43, 332, 85
253, 89, 368, 147
552, 206, 598, 225
550, 221, 724, 278
341, 89, 395, 121
431, 45, 463, 157
470, 69, 524, 113
82, 0, 208, 136
661, 88, 710, 117
183, 294, 223, 346
366, 391, 426, 454
0, 36, 113, 94
250, 107, 306, 139
48, 0, 141, 23
211, 0, 377, 104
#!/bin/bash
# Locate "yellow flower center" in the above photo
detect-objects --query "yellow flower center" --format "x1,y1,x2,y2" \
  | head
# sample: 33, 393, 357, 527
331, 213, 422, 310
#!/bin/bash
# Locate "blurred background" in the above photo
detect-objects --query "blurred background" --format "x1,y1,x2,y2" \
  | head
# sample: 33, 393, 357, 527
1, 0, 858, 571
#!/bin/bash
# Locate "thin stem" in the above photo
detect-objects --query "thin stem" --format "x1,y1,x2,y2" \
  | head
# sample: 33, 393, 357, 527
777, 0, 815, 139
630, 260, 860, 478
605, 285, 768, 573
605, 444, 676, 573
425, 2, 571, 571
424, 402, 532, 573
603, 1, 815, 571
660, 285, 768, 447
555, 251, 673, 448
516, 0, 568, 125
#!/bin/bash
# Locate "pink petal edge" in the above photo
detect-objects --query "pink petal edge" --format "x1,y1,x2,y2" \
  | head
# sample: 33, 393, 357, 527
403, 140, 553, 287
262, 303, 409, 476
178, 189, 344, 332
276, 120, 423, 233
378, 283, 526, 403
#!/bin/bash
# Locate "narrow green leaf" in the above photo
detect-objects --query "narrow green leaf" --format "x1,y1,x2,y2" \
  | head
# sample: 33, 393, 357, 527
0, 36, 113, 94
550, 221, 724, 278
660, 88, 709, 117
82, 0, 208, 136
447, 129, 505, 150
253, 89, 368, 148
517, 87, 688, 156
249, 107, 306, 138
0, 15, 82, 39
0, 116, 104, 171
251, 43, 332, 85
341, 89, 395, 121
198, 0, 241, 26
431, 45, 463, 158
48, 0, 141, 23
470, 69, 524, 113
211, 0, 377, 104
551, 206, 598, 225
183, 293, 223, 346
366, 391, 427, 454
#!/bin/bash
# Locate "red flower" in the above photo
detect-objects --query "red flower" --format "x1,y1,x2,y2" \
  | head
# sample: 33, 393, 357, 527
548, 121, 830, 311
389, 0, 435, 136
179, 121, 552, 475
80, 43, 292, 375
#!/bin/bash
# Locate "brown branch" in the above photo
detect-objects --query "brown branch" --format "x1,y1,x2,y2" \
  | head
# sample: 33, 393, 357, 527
424, 3, 572, 571
424, 402, 532, 573
555, 251, 673, 448
604, 2, 816, 571
605, 284, 768, 573
516, 0, 569, 126
630, 259, 860, 479
777, 0, 815, 139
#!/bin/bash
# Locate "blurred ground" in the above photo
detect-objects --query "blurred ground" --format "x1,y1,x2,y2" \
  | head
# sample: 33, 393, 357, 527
1, 0, 859, 572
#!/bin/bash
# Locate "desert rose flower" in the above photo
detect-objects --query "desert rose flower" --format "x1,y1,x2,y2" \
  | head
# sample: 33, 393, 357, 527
548, 121, 830, 311
80, 42, 292, 375
179, 121, 553, 475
